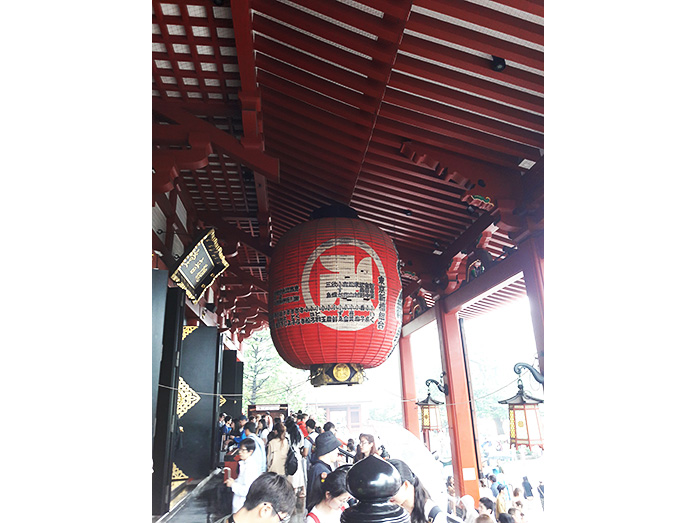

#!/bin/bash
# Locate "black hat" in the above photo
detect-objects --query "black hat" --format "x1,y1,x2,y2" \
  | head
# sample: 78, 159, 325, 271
314, 431, 341, 457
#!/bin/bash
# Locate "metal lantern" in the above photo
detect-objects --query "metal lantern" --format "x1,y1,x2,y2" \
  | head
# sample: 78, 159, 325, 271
415, 377, 448, 449
268, 204, 403, 386
498, 376, 544, 449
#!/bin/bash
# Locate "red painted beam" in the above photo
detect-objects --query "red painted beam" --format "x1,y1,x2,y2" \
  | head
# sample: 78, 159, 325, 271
252, 14, 386, 80
152, 100, 279, 182
407, 12, 543, 72
198, 211, 273, 258
264, 118, 364, 165
251, 0, 396, 64
261, 88, 373, 142
263, 137, 360, 186
492, 0, 543, 18
398, 35, 544, 97
230, 0, 257, 93
257, 70, 374, 127
375, 116, 522, 168
350, 194, 463, 235
286, 0, 404, 41
256, 53, 379, 113
413, 0, 543, 47
263, 111, 366, 154
379, 103, 540, 160
255, 34, 384, 98
367, 141, 518, 185
388, 71, 544, 133
353, 178, 471, 221
383, 87, 543, 148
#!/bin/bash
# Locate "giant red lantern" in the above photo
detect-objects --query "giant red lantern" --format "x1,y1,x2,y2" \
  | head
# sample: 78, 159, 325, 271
268, 205, 402, 386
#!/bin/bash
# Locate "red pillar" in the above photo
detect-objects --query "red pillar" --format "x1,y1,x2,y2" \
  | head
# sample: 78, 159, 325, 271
435, 300, 481, 500
522, 235, 544, 375
399, 334, 420, 438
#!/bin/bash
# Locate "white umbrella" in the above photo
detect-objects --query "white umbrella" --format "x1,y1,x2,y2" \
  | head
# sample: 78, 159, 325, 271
358, 420, 447, 510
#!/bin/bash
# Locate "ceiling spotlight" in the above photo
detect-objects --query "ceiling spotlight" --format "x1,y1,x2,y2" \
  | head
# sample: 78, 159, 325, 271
490, 56, 506, 72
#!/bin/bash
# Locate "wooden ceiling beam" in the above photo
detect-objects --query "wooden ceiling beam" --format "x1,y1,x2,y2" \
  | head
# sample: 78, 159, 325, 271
398, 35, 543, 97
407, 12, 543, 72
491, 0, 543, 18
413, 0, 543, 47
353, 179, 474, 222
255, 34, 384, 98
388, 70, 543, 133
261, 87, 372, 141
351, 191, 473, 233
270, 161, 353, 203
256, 53, 379, 113
252, 14, 385, 80
264, 140, 359, 188
263, 111, 366, 154
251, 1, 396, 64
379, 102, 541, 160
267, 182, 331, 214
383, 86, 543, 147
350, 201, 462, 238
393, 55, 542, 117
264, 119, 364, 166
366, 141, 519, 186
396, 141, 526, 208
257, 69, 374, 127
351, 196, 464, 236
286, 0, 404, 41
198, 211, 273, 258
360, 164, 466, 201
375, 117, 521, 168
153, 100, 279, 182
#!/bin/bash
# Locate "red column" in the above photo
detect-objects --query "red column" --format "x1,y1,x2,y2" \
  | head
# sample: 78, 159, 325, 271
399, 334, 420, 437
522, 236, 544, 375
435, 300, 480, 500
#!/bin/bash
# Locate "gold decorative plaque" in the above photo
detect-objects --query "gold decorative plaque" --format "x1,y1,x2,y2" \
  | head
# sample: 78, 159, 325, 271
172, 462, 188, 480
176, 376, 201, 418
182, 326, 198, 340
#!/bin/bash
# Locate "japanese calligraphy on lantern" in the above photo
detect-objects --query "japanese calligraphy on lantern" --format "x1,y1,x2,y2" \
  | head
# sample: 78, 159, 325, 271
271, 238, 388, 332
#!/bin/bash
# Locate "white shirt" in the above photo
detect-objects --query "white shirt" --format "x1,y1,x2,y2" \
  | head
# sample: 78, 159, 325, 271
231, 458, 263, 513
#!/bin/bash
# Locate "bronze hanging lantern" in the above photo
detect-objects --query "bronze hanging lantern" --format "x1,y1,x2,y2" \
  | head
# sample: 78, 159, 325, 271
498, 364, 544, 450
415, 376, 448, 449
416, 392, 443, 432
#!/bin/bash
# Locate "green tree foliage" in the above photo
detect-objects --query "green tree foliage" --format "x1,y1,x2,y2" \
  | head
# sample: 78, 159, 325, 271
242, 328, 309, 410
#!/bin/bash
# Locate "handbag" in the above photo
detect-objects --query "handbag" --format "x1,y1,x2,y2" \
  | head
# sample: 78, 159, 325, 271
285, 443, 299, 476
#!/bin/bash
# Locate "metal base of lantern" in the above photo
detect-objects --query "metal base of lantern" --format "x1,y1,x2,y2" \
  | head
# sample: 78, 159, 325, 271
310, 363, 364, 387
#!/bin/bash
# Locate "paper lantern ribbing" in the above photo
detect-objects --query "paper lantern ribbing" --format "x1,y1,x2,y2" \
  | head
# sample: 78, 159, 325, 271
268, 209, 402, 386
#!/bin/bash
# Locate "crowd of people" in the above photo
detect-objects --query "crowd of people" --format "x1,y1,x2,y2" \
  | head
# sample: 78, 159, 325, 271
445, 469, 543, 523
215, 410, 542, 523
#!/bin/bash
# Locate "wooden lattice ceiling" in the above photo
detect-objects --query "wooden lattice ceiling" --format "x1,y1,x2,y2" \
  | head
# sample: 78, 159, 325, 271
152, 0, 543, 340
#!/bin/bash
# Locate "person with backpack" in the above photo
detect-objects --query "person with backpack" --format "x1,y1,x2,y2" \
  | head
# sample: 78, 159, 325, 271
306, 431, 342, 503
285, 416, 306, 499
388, 459, 448, 523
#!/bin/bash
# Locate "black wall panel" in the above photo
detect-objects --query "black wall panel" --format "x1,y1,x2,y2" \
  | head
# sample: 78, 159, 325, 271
174, 325, 221, 480
221, 350, 244, 420
152, 269, 169, 439
152, 287, 185, 516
